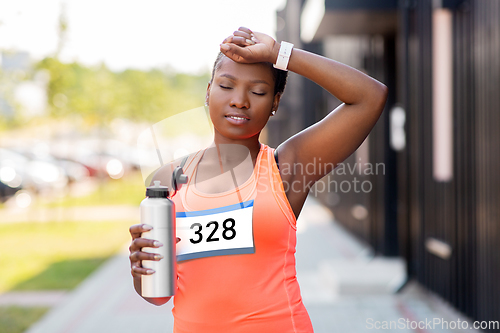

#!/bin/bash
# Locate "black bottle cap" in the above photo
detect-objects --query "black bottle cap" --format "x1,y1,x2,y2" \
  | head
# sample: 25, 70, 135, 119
146, 181, 170, 198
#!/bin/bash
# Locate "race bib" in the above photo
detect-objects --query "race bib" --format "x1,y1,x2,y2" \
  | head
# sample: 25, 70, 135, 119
176, 200, 255, 262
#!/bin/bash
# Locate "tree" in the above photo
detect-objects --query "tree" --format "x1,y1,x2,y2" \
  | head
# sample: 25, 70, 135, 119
36, 57, 209, 125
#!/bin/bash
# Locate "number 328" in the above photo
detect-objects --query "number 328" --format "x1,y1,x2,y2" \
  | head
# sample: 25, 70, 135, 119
189, 218, 236, 244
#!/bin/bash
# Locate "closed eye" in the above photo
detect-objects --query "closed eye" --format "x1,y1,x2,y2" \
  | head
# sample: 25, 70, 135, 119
253, 92, 266, 96
219, 85, 232, 89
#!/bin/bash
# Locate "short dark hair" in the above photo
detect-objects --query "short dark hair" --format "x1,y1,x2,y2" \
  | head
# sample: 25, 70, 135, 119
210, 52, 288, 96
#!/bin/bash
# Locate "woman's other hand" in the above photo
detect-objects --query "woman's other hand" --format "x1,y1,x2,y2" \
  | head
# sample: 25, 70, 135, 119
220, 27, 279, 64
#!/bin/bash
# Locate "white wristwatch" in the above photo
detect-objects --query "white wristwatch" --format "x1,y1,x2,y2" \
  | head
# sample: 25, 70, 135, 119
273, 41, 294, 71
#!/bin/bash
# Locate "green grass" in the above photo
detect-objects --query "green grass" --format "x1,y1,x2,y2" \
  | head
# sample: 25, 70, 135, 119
0, 306, 49, 333
0, 220, 133, 293
12, 258, 109, 291
0, 174, 144, 332
41, 172, 146, 208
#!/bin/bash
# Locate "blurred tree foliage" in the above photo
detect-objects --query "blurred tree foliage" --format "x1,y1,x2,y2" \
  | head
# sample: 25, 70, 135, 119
35, 57, 209, 125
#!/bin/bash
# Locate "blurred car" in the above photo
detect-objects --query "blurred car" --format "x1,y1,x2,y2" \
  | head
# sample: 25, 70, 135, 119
0, 147, 69, 196
61, 138, 140, 179
13, 147, 91, 183
0, 148, 27, 201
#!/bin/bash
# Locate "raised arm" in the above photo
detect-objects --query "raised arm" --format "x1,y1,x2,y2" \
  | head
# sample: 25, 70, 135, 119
220, 27, 388, 217
275, 46, 388, 181
221, 28, 387, 178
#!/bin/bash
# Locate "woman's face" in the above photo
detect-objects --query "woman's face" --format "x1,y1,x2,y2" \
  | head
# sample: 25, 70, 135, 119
207, 57, 280, 141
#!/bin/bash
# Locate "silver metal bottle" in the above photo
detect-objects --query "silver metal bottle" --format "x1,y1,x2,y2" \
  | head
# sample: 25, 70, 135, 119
140, 180, 176, 297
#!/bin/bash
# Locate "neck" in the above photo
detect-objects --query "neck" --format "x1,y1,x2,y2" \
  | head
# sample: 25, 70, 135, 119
211, 130, 262, 163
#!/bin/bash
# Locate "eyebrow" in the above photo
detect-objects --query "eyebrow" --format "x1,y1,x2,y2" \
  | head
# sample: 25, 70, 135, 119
218, 73, 270, 86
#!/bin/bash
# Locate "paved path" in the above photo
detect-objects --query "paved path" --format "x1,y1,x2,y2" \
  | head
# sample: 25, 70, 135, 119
0, 291, 67, 307
0, 205, 139, 223
24, 197, 477, 333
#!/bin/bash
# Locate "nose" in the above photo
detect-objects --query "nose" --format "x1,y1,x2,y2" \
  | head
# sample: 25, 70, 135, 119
230, 89, 250, 109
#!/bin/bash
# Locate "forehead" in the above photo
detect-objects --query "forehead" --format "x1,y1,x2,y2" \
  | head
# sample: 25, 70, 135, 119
215, 56, 274, 84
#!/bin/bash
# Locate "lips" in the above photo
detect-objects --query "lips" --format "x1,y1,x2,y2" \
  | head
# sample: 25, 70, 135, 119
225, 113, 250, 121
224, 113, 250, 125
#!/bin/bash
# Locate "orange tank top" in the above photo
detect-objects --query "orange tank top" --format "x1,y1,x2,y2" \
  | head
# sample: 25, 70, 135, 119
170, 144, 313, 333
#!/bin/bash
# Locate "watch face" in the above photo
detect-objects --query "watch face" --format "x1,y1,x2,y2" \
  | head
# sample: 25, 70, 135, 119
274, 42, 293, 71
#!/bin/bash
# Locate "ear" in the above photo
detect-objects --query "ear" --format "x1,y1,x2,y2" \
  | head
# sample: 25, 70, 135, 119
205, 82, 212, 105
271, 93, 282, 114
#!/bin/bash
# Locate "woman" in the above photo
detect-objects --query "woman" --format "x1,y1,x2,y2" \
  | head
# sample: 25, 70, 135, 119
129, 27, 387, 332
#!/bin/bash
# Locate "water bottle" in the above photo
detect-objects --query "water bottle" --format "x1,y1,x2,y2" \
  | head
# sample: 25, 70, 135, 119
140, 180, 176, 298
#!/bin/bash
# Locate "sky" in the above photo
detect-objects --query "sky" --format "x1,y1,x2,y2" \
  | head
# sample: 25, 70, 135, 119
0, 0, 287, 74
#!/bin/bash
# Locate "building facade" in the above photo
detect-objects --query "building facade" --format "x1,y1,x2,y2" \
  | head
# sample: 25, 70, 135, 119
270, 0, 500, 329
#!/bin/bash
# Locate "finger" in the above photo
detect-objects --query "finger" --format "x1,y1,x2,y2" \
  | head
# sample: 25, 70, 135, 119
132, 264, 155, 276
222, 35, 234, 44
238, 26, 253, 35
225, 31, 256, 47
129, 224, 153, 239
233, 32, 255, 46
130, 250, 163, 262
220, 43, 249, 63
233, 30, 252, 41
223, 35, 252, 47
130, 237, 163, 252
229, 36, 254, 47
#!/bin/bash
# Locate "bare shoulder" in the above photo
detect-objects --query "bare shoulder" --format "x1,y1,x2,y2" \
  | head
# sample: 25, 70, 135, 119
149, 152, 197, 188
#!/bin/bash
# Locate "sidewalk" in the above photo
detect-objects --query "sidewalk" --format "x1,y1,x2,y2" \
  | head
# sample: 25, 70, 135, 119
25, 196, 477, 333
0, 205, 139, 223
